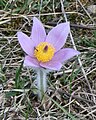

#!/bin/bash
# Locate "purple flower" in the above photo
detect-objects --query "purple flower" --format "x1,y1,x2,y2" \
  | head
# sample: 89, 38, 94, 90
17, 17, 80, 71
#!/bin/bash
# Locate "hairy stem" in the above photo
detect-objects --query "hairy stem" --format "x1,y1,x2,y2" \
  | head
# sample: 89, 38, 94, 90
37, 68, 47, 100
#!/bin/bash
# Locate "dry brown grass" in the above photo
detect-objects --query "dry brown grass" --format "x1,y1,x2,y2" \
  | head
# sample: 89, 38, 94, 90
0, 0, 96, 119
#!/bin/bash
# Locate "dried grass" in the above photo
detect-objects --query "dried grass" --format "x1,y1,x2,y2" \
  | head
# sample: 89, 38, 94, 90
0, 0, 96, 120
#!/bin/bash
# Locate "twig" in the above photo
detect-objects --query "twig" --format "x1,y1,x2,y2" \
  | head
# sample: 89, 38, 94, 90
47, 22, 96, 30
70, 24, 96, 29
57, 89, 93, 104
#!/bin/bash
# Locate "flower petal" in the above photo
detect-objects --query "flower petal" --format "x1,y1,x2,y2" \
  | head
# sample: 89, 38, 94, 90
24, 56, 40, 68
30, 17, 46, 46
52, 48, 80, 63
46, 22, 70, 51
17, 32, 34, 56
40, 61, 62, 71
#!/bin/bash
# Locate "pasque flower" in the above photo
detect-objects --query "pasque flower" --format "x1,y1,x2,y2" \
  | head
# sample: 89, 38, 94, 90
17, 17, 80, 70
17, 17, 80, 100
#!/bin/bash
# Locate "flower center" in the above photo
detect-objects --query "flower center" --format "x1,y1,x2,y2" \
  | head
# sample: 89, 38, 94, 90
34, 42, 55, 62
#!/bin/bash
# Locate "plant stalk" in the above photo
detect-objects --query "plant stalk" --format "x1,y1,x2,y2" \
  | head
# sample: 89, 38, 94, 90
37, 68, 47, 100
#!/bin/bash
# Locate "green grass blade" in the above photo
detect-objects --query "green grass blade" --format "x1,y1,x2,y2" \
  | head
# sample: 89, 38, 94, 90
15, 61, 23, 88
50, 98, 78, 120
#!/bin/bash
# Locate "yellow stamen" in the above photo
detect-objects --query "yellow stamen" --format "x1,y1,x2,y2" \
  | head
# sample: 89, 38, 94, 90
34, 42, 55, 62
